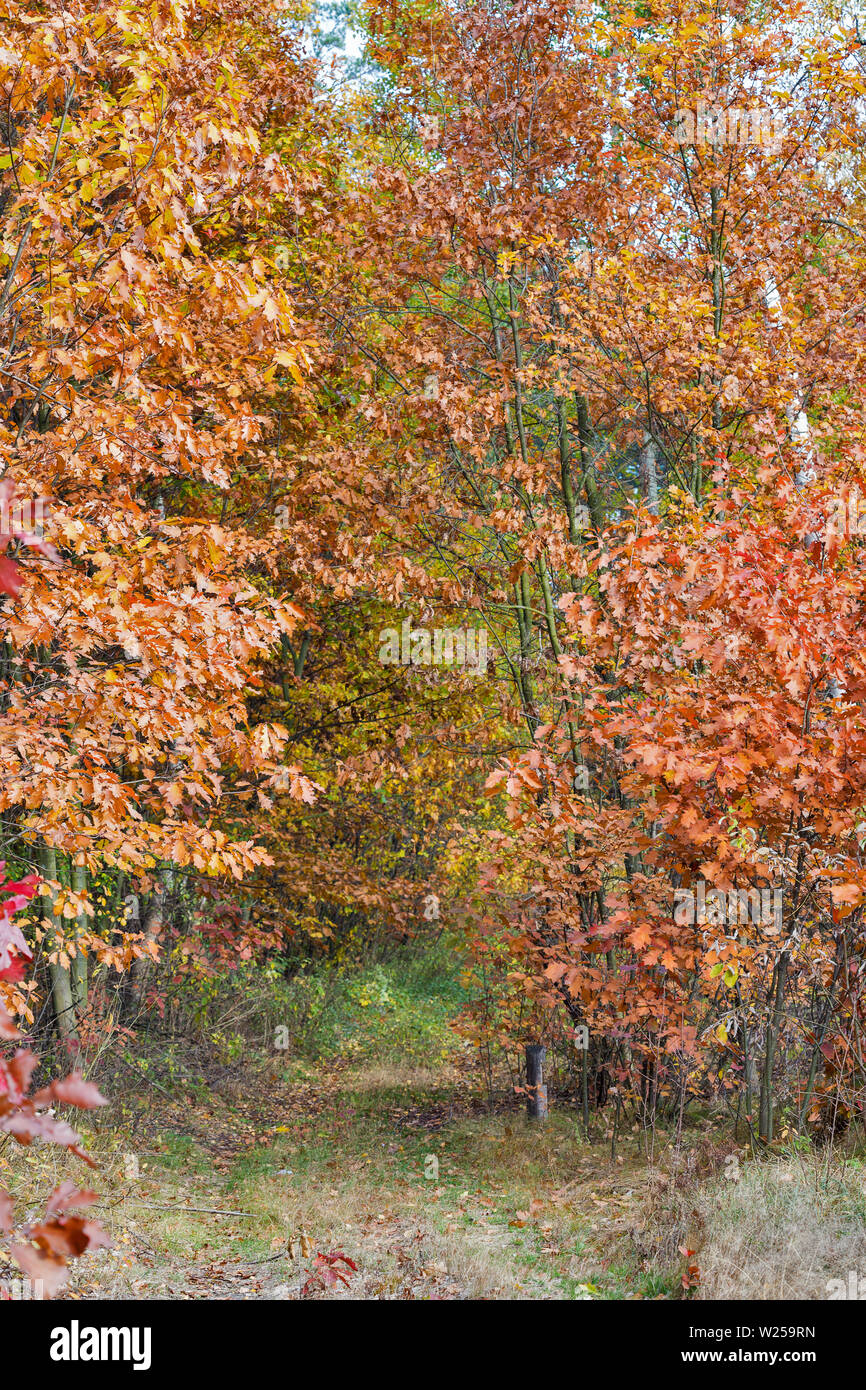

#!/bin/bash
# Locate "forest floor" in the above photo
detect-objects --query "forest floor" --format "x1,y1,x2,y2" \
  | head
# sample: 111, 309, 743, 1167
4, 1054, 685, 1300
4, 946, 866, 1300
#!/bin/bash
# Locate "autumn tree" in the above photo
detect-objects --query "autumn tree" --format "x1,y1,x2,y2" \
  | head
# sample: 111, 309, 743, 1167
0, 0, 320, 1033
311, 0, 866, 1138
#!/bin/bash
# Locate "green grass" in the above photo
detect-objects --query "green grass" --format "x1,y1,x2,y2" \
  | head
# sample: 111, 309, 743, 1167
278, 940, 468, 1062
38, 942, 727, 1298
153, 1133, 209, 1174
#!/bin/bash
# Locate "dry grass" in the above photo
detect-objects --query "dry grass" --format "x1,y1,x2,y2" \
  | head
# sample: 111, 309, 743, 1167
1, 1060, 660, 1300
640, 1146, 866, 1300
6, 1054, 866, 1301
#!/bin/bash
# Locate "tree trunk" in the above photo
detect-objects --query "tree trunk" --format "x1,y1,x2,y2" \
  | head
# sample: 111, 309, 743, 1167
71, 861, 88, 1012
639, 432, 659, 513
127, 866, 173, 1012
38, 844, 78, 1045
525, 1043, 548, 1119
760, 952, 789, 1143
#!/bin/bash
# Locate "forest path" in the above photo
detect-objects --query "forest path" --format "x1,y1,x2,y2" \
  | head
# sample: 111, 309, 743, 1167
55, 1054, 666, 1300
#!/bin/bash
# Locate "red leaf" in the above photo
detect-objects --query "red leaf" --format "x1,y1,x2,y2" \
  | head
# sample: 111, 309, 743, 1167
11, 1243, 70, 1298
0, 554, 20, 598
36, 1073, 108, 1110
44, 1181, 99, 1217
0, 1006, 20, 1041
0, 1051, 38, 1104
0, 916, 32, 975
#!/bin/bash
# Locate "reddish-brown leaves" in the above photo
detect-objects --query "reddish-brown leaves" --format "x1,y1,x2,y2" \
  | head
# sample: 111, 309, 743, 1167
10, 1185, 111, 1298
0, 869, 110, 1294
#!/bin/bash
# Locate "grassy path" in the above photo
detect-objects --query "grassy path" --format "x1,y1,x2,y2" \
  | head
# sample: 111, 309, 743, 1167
38, 1055, 671, 1301
7, 949, 861, 1301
